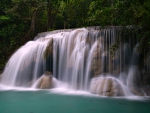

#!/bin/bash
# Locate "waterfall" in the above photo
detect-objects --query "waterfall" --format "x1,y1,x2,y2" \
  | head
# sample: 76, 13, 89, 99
0, 27, 144, 96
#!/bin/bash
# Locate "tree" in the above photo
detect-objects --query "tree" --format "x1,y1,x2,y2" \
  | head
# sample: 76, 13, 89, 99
46, 0, 62, 30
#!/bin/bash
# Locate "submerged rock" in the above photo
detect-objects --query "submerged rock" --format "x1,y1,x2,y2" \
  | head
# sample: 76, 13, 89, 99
37, 71, 53, 89
90, 77, 125, 96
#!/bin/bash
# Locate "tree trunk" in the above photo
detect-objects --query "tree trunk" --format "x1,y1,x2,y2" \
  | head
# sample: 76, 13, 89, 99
26, 9, 37, 39
46, 1, 60, 31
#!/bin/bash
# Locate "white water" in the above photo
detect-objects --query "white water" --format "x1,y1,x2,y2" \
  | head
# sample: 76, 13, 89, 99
0, 27, 144, 96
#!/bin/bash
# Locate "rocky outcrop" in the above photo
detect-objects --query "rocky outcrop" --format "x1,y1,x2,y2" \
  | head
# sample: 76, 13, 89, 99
127, 66, 145, 96
90, 77, 125, 96
90, 39, 120, 77
128, 84, 145, 96
44, 38, 53, 59
37, 71, 53, 89
141, 55, 150, 86
142, 86, 150, 96
90, 41, 102, 77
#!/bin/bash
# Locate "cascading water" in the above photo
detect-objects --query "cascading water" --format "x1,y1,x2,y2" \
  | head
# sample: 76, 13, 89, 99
1, 40, 48, 86
0, 27, 145, 96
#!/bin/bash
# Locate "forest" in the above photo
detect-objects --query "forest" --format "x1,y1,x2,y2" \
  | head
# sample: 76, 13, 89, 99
0, 0, 150, 72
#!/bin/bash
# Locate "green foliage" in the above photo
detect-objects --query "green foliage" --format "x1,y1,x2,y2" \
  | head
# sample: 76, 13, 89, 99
110, 37, 120, 56
0, 16, 10, 20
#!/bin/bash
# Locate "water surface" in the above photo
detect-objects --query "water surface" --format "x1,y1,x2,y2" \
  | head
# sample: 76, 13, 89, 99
0, 90, 150, 113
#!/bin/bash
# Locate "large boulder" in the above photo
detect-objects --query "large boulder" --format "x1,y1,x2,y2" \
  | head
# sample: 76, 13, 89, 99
37, 71, 53, 89
90, 77, 125, 96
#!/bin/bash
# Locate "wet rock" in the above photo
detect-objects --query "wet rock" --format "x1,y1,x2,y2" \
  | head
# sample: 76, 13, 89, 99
128, 84, 145, 96
86, 34, 90, 44
90, 77, 124, 96
141, 54, 150, 86
37, 71, 53, 89
127, 66, 145, 96
90, 42, 102, 77
111, 56, 120, 76
44, 38, 53, 59
142, 86, 150, 96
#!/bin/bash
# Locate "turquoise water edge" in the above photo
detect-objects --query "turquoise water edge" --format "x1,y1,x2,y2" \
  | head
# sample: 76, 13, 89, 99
0, 90, 150, 113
